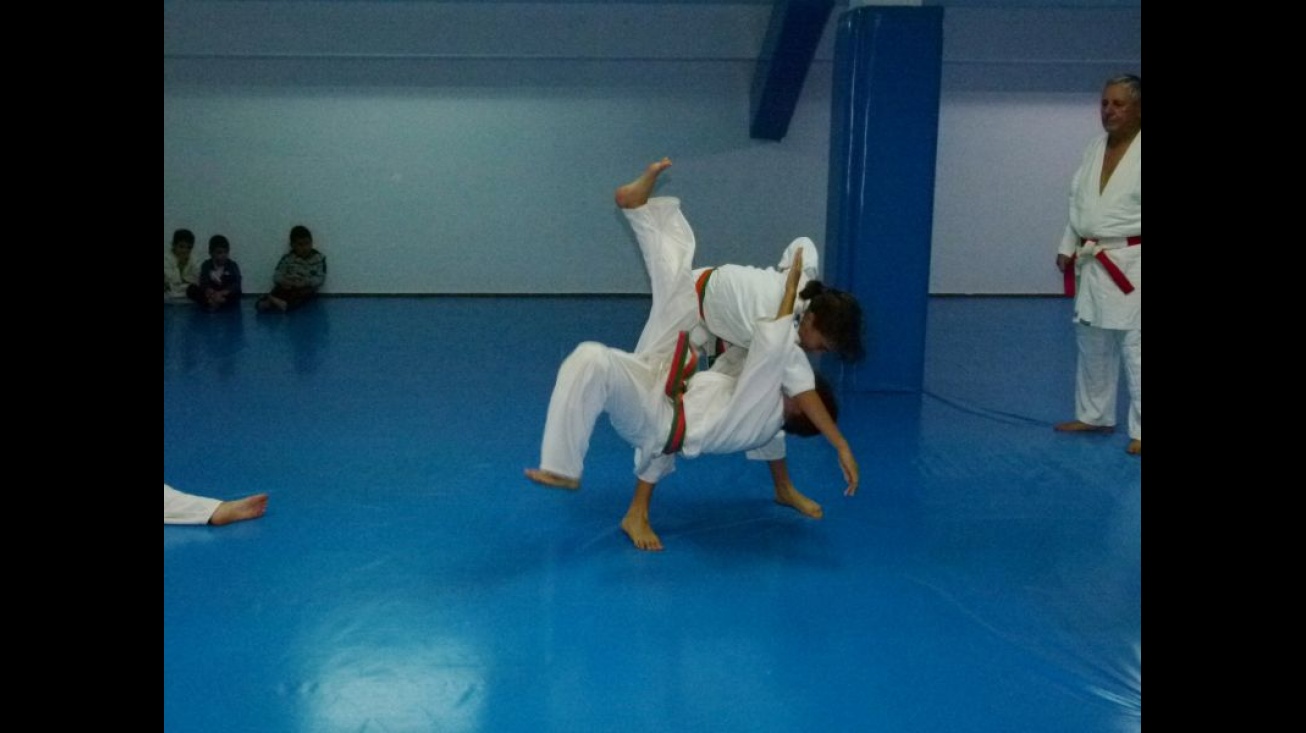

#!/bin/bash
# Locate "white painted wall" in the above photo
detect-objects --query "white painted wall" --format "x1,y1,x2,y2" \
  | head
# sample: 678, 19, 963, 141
164, 2, 832, 294
163, 1, 1140, 295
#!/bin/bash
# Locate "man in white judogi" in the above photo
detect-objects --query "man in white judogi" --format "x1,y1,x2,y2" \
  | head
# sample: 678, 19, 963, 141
1055, 74, 1142, 455
526, 159, 856, 551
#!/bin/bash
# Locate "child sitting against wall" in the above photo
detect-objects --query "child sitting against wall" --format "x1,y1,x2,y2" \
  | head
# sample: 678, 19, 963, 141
256, 225, 327, 312
189, 234, 243, 311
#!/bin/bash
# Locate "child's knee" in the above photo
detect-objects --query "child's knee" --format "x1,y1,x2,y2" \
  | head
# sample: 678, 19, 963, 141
563, 342, 611, 375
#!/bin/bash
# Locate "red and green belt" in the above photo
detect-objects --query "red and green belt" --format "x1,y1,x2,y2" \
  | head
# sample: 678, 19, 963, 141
661, 330, 699, 455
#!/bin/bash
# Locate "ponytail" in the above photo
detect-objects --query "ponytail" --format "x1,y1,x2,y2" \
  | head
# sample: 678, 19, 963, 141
803, 282, 865, 363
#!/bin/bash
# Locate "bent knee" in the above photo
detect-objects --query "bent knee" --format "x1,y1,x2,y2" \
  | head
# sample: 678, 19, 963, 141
568, 341, 609, 361
562, 342, 614, 373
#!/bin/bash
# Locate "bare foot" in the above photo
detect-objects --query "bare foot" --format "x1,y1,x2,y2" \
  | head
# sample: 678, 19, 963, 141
621, 514, 664, 551
615, 157, 672, 209
1054, 420, 1115, 434
775, 484, 823, 519
269, 296, 289, 312
208, 494, 269, 526
524, 468, 580, 490
1126, 439, 1141, 455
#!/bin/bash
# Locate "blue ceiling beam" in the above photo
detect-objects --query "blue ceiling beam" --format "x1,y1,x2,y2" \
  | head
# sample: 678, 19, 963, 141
750, 0, 836, 141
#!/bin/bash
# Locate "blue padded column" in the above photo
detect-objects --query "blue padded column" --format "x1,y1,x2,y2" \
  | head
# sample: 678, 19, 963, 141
825, 5, 943, 393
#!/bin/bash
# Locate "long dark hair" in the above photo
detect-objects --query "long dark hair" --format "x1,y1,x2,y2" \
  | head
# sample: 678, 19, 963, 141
800, 281, 865, 362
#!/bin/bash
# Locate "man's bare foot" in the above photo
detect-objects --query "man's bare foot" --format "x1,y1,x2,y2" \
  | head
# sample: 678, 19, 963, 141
1054, 420, 1115, 434
1126, 439, 1141, 455
524, 468, 580, 490
269, 296, 289, 312
615, 157, 672, 209
208, 494, 269, 526
621, 514, 664, 551
775, 484, 823, 519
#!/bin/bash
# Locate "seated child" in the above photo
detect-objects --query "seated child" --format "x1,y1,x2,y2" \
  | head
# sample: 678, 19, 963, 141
256, 225, 327, 312
164, 228, 200, 304
188, 234, 243, 311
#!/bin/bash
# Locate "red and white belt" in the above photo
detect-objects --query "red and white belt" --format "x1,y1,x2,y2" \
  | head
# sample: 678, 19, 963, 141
1064, 236, 1141, 296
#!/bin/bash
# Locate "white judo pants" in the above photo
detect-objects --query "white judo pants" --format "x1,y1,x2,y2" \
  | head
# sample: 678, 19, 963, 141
538, 197, 700, 484
1073, 324, 1141, 440
164, 483, 221, 524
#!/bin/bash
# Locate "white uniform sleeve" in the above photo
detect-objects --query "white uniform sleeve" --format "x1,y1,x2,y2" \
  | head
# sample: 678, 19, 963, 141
682, 315, 791, 459
1058, 224, 1080, 258
778, 237, 821, 281
780, 342, 816, 397
725, 317, 795, 420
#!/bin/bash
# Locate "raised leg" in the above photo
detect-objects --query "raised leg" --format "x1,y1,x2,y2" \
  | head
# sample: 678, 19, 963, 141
615, 157, 672, 209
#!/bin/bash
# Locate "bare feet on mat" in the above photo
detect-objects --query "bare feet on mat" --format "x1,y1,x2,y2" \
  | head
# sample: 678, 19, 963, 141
1054, 420, 1115, 434
524, 468, 580, 490
208, 494, 269, 526
621, 513, 664, 551
774, 483, 823, 519
615, 157, 672, 209
1126, 439, 1141, 455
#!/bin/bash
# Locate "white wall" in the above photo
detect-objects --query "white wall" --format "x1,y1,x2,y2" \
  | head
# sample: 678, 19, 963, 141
163, 1, 1141, 295
164, 1, 833, 294
930, 6, 1142, 294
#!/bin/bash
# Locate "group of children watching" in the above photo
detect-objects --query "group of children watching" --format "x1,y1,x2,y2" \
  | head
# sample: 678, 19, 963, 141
163, 225, 327, 312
